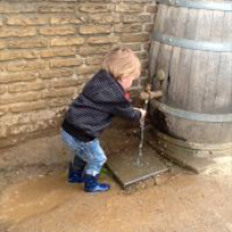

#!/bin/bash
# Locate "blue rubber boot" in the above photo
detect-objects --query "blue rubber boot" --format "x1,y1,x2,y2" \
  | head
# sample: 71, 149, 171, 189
84, 174, 110, 192
68, 162, 84, 183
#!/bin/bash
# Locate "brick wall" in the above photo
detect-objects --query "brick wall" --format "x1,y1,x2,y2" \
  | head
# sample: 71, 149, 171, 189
0, 0, 157, 148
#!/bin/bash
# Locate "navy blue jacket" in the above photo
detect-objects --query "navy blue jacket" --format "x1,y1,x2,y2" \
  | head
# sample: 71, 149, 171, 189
62, 69, 141, 141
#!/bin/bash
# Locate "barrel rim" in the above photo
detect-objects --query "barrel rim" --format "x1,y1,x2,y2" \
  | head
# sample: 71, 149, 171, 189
156, 0, 232, 11
153, 32, 232, 52
150, 100, 232, 123
152, 127, 232, 151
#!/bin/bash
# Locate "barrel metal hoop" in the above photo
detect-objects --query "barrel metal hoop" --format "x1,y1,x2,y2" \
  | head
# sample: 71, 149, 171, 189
152, 128, 232, 151
153, 31, 232, 52
151, 100, 232, 123
156, 0, 232, 11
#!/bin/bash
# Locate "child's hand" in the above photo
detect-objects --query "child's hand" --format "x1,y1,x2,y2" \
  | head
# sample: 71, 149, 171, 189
134, 108, 146, 119
140, 109, 146, 119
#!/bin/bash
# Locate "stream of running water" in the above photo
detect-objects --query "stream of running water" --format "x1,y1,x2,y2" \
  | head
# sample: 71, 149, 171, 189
137, 99, 148, 166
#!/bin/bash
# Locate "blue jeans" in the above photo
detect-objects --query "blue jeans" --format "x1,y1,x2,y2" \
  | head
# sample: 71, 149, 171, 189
61, 129, 107, 176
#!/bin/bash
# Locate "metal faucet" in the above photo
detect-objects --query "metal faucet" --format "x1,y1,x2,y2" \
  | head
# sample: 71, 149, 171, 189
140, 69, 166, 101
140, 84, 163, 101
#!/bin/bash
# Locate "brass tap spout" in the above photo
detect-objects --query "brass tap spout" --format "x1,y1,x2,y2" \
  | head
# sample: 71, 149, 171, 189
140, 84, 163, 101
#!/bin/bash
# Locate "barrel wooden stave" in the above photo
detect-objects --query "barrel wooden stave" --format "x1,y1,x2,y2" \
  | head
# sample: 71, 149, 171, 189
150, 1, 232, 146
151, 7, 232, 113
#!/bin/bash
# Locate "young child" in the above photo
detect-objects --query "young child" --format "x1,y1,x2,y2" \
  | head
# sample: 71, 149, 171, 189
61, 48, 146, 193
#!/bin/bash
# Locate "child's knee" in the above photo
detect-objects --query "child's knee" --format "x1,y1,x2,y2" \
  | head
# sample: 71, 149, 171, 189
101, 155, 107, 164
96, 153, 107, 166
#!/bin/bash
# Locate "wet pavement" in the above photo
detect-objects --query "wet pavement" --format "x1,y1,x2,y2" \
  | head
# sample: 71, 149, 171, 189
0, 119, 232, 232
1, 171, 232, 232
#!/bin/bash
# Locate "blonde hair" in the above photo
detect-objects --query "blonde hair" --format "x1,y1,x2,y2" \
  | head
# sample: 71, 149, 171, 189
102, 47, 141, 80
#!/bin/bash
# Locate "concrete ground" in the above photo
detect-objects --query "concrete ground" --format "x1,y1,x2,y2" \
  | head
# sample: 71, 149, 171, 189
0, 120, 232, 232
0, 166, 232, 232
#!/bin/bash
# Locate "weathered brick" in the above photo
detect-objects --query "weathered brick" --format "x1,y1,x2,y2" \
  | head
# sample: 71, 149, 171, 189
48, 0, 77, 2
86, 56, 104, 65
139, 74, 149, 87
8, 82, 45, 93
50, 58, 83, 68
143, 42, 151, 50
116, 3, 145, 13
121, 33, 150, 43
0, 85, 8, 94
41, 48, 75, 58
51, 37, 85, 46
141, 59, 149, 69
7, 16, 48, 25
9, 100, 47, 113
123, 15, 152, 24
0, 40, 7, 49
121, 0, 153, 2
76, 65, 100, 75
144, 23, 153, 32
141, 68, 148, 77
38, 4, 74, 13
48, 97, 72, 108
39, 68, 74, 79
29, 109, 61, 122
14, 122, 51, 135
79, 45, 111, 56
41, 87, 75, 98
0, 50, 40, 61
40, 26, 76, 36
87, 36, 119, 45
8, 38, 49, 49
146, 4, 157, 13
0, 3, 37, 13
0, 27, 37, 38
0, 125, 8, 138
4, 60, 48, 72
79, 25, 111, 35
76, 75, 91, 83
115, 24, 142, 33
0, 92, 41, 105
79, 4, 111, 13
0, 105, 8, 117
0, 72, 38, 83
119, 43, 141, 51
50, 17, 83, 25
135, 51, 148, 60
49, 78, 82, 88
0, 113, 31, 126
88, 14, 120, 24
1, 51, 19, 61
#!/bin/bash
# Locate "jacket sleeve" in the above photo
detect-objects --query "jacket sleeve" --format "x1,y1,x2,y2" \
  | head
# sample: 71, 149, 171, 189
107, 101, 141, 121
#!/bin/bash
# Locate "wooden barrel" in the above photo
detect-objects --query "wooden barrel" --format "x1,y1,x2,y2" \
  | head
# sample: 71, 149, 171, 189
149, 0, 232, 156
